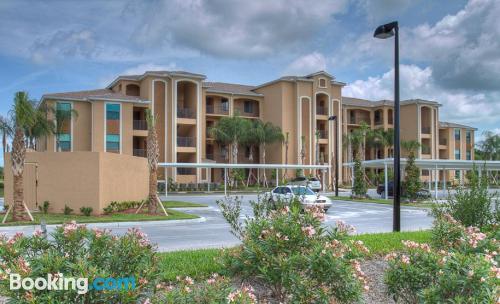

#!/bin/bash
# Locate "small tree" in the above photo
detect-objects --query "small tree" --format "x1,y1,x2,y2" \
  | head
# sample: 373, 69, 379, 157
402, 140, 421, 202
352, 158, 367, 197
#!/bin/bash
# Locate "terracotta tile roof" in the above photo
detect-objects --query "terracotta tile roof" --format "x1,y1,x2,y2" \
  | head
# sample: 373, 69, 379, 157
42, 89, 149, 103
342, 97, 440, 107
439, 121, 477, 130
203, 82, 262, 97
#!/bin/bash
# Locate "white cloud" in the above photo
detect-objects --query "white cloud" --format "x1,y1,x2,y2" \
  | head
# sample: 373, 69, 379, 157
127, 0, 348, 58
30, 30, 98, 64
283, 52, 327, 75
344, 64, 500, 127
334, 0, 500, 90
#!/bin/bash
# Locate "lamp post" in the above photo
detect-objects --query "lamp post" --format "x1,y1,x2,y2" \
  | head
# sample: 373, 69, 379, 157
374, 21, 401, 232
328, 115, 339, 197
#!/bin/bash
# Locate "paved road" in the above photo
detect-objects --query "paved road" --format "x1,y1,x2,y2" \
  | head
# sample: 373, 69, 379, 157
0, 194, 433, 252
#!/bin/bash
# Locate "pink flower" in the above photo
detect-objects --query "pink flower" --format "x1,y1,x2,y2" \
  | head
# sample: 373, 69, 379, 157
32, 229, 43, 237
301, 226, 316, 237
401, 255, 410, 265
336, 220, 356, 235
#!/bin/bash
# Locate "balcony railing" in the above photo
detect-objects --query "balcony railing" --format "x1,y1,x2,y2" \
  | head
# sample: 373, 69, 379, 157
374, 118, 383, 125
240, 110, 259, 117
439, 138, 448, 145
316, 106, 327, 115
133, 149, 146, 157
421, 127, 431, 134
177, 168, 196, 175
206, 104, 229, 115
422, 145, 431, 154
349, 117, 370, 125
177, 136, 196, 147
133, 120, 147, 130
177, 108, 195, 119
317, 130, 328, 139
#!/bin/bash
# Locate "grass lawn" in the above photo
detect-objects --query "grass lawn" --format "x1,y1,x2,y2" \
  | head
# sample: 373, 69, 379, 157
162, 201, 208, 208
0, 208, 198, 226
329, 195, 435, 208
158, 230, 432, 282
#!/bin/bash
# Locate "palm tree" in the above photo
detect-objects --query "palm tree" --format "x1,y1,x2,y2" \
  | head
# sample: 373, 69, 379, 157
300, 135, 306, 165
478, 131, 500, 160
9, 92, 42, 221
254, 121, 284, 186
210, 116, 250, 165
283, 132, 289, 179
0, 115, 13, 154
241, 120, 260, 186
48, 103, 78, 152
145, 109, 165, 215
401, 140, 421, 156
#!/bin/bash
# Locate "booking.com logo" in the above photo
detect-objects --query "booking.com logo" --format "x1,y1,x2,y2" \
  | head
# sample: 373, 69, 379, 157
9, 273, 136, 294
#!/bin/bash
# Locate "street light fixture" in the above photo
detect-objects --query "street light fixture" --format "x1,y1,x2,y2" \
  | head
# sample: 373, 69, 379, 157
374, 21, 401, 232
328, 115, 339, 197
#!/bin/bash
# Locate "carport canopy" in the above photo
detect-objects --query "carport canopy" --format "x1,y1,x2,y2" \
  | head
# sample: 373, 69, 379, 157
343, 158, 500, 199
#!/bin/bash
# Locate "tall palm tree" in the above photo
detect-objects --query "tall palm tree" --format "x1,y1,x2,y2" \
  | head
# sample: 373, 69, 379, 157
254, 121, 284, 186
145, 109, 165, 215
9, 92, 42, 221
0, 115, 13, 154
401, 140, 421, 156
478, 131, 500, 160
210, 116, 250, 165
283, 132, 289, 179
241, 120, 260, 185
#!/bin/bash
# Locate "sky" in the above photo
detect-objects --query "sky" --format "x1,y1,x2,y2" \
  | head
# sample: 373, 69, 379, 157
0, 0, 499, 165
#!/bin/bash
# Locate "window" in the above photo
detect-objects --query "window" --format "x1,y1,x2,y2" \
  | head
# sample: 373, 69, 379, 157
106, 103, 121, 153
292, 187, 314, 195
273, 187, 282, 194
455, 170, 461, 179
374, 110, 381, 124
454, 148, 461, 160
454, 128, 461, 141
56, 102, 72, 151
221, 98, 229, 112
319, 78, 327, 88
350, 111, 355, 124
466, 150, 471, 160
244, 100, 253, 113
283, 187, 291, 194
466, 131, 471, 144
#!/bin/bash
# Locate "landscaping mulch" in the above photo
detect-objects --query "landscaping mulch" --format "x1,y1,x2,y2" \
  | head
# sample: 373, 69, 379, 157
230, 258, 395, 303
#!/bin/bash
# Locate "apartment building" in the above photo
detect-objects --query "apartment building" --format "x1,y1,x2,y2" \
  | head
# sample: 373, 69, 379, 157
36, 69, 476, 187
38, 70, 344, 185
341, 97, 476, 183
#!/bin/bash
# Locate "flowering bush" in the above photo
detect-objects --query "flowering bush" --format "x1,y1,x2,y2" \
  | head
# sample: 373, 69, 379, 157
218, 196, 368, 303
0, 222, 158, 303
152, 274, 256, 303
385, 214, 500, 303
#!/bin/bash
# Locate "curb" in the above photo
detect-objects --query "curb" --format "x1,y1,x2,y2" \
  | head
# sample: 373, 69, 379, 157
0, 217, 207, 231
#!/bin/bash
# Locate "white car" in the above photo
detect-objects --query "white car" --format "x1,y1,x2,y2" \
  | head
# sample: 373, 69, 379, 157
289, 176, 322, 192
267, 185, 332, 211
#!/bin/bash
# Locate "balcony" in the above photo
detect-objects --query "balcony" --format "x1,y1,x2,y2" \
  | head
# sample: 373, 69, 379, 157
317, 130, 328, 139
133, 149, 146, 157
422, 145, 431, 155
177, 136, 196, 147
439, 138, 447, 145
240, 110, 259, 118
421, 127, 431, 134
133, 120, 147, 130
349, 117, 370, 125
177, 108, 195, 119
177, 168, 196, 175
206, 104, 229, 115
316, 106, 327, 115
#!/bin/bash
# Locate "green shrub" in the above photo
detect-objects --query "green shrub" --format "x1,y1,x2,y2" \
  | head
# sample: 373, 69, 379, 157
0, 223, 158, 303
38, 201, 50, 214
432, 166, 498, 227
63, 204, 73, 215
153, 275, 256, 303
80, 206, 93, 216
217, 195, 368, 303
102, 200, 145, 215
385, 215, 500, 303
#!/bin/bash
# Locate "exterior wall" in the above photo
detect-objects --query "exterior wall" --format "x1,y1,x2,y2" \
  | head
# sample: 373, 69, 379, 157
4, 152, 148, 215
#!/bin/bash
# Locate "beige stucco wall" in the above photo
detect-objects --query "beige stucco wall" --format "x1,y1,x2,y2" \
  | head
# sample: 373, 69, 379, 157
4, 152, 148, 215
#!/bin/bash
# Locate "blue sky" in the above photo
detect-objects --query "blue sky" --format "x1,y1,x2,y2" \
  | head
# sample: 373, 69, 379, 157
1, 0, 499, 165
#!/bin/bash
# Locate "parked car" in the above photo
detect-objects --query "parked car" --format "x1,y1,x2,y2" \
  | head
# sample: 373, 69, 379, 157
267, 185, 332, 211
289, 176, 322, 192
376, 181, 431, 199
